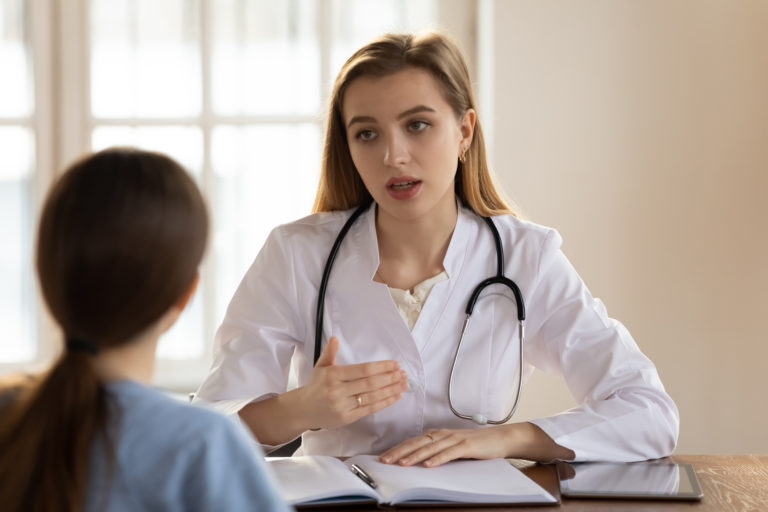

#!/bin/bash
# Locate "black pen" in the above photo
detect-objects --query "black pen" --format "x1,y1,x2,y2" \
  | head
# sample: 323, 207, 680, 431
350, 463, 378, 489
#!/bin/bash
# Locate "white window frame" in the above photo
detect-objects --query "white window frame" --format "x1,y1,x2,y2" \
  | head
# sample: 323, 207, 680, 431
2, 0, 479, 391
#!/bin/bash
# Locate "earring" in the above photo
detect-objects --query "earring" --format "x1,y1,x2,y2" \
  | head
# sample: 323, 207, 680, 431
459, 147, 468, 164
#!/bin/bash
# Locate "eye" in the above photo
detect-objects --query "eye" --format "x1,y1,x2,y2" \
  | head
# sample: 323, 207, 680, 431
355, 129, 377, 141
408, 120, 430, 132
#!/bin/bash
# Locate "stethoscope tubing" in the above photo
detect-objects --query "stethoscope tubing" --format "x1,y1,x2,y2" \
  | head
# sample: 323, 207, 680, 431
448, 314, 525, 425
313, 203, 369, 364
314, 205, 526, 425
447, 216, 525, 424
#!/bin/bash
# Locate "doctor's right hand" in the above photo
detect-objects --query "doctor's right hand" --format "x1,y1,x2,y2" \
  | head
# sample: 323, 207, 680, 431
297, 337, 408, 430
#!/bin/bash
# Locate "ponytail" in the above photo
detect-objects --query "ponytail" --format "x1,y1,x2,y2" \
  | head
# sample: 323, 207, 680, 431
0, 351, 113, 511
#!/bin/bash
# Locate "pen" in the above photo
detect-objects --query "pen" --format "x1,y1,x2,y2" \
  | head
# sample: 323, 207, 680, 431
350, 463, 378, 489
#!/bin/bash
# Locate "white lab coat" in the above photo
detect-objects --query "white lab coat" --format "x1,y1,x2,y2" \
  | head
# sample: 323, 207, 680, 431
195, 202, 679, 461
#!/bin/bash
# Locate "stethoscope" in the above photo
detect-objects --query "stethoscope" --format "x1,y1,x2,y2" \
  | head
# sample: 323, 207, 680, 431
313, 204, 525, 425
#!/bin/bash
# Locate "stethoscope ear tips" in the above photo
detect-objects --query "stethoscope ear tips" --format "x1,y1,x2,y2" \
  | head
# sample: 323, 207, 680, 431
472, 413, 488, 425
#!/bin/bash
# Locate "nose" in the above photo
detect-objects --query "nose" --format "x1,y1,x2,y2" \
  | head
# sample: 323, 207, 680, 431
383, 133, 410, 167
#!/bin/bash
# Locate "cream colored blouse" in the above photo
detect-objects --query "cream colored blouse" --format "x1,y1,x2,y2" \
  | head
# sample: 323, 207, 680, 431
386, 271, 448, 331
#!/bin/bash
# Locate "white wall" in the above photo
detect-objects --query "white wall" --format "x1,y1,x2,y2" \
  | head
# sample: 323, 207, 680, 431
483, 0, 768, 454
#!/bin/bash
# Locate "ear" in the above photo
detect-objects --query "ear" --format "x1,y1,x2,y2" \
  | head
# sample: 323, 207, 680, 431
174, 272, 200, 312
458, 108, 476, 155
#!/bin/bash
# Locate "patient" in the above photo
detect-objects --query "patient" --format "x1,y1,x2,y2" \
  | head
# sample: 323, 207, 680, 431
0, 148, 289, 511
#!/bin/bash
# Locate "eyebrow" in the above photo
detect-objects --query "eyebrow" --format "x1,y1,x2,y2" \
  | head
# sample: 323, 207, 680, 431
346, 105, 437, 129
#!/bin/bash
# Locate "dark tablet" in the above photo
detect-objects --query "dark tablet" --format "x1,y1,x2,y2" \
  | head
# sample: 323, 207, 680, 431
556, 461, 703, 501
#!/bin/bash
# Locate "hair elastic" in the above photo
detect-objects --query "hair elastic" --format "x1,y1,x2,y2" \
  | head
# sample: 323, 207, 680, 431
66, 338, 100, 356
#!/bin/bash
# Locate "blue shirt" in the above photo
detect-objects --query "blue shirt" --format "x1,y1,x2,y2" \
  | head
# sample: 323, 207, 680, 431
84, 379, 290, 512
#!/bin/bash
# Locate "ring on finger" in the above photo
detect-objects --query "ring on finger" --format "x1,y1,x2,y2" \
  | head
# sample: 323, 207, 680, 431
356, 394, 363, 407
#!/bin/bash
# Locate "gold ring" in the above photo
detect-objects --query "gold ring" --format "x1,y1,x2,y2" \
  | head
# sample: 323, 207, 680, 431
356, 395, 363, 407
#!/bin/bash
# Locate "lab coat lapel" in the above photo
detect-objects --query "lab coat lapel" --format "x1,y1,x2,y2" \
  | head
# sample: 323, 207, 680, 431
326, 203, 473, 362
411, 204, 473, 354
326, 205, 421, 365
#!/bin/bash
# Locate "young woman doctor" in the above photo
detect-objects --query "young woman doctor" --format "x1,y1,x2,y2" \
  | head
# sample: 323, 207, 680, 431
195, 31, 679, 466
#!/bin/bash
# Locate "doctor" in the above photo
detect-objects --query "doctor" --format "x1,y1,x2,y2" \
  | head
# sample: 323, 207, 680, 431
196, 31, 679, 466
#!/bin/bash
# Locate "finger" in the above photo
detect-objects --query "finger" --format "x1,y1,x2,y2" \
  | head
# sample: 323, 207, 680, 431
398, 435, 459, 467
379, 433, 435, 464
315, 336, 339, 367
345, 369, 407, 396
346, 392, 403, 423
422, 440, 475, 468
333, 359, 401, 381
349, 393, 364, 411
347, 377, 406, 415
354, 379, 408, 408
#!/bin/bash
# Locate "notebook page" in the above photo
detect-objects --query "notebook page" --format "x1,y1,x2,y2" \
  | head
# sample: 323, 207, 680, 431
345, 455, 556, 504
269, 456, 380, 505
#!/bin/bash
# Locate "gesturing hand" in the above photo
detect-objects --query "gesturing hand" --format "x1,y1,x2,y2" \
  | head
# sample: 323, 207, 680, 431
298, 336, 408, 430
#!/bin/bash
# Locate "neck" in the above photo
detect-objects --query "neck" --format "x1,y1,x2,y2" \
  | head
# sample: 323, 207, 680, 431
92, 336, 158, 385
91, 309, 177, 385
375, 194, 458, 290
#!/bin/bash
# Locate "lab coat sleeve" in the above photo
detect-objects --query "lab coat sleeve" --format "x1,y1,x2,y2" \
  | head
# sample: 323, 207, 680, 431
525, 230, 679, 461
193, 226, 305, 426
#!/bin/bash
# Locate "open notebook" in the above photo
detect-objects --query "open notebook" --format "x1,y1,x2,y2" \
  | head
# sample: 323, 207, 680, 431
268, 454, 557, 507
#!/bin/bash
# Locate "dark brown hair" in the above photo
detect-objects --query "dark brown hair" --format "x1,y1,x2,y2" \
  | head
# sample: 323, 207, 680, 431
313, 31, 516, 217
0, 147, 208, 511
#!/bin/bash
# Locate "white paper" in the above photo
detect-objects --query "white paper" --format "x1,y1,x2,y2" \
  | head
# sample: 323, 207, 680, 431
269, 456, 378, 505
345, 455, 557, 504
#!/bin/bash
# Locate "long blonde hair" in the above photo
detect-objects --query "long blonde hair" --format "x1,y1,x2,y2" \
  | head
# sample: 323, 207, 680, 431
312, 31, 516, 217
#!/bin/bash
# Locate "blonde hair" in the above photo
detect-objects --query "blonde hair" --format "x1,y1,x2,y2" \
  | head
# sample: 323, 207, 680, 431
312, 31, 517, 217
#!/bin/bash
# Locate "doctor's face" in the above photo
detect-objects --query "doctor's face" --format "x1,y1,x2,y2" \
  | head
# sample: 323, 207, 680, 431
342, 67, 474, 223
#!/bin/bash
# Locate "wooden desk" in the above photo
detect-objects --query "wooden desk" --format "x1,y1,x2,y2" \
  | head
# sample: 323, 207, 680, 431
335, 455, 768, 511
512, 455, 768, 512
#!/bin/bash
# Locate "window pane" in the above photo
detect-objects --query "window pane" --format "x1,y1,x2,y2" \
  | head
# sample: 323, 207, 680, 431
330, 0, 437, 75
0, 127, 35, 362
90, 0, 201, 118
0, 0, 32, 117
91, 125, 205, 359
211, 124, 321, 323
156, 277, 206, 360
91, 125, 203, 178
211, 0, 320, 116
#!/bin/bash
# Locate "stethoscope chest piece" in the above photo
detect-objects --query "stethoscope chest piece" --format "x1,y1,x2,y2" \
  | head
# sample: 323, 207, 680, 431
447, 216, 526, 426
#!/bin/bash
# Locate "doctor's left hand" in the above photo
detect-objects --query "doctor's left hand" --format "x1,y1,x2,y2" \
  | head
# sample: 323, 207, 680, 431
379, 427, 511, 468
379, 423, 575, 467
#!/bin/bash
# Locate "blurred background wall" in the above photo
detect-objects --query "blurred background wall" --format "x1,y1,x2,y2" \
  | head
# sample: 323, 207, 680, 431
481, 0, 768, 455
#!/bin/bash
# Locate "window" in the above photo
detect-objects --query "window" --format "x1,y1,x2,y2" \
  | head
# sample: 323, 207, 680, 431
0, 0, 45, 367
1, 0, 474, 390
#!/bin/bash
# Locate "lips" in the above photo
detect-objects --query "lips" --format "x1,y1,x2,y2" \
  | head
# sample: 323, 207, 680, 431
386, 176, 421, 189
385, 176, 422, 200
390, 180, 419, 189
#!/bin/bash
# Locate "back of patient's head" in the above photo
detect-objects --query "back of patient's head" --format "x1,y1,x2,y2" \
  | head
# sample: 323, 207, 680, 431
38, 147, 208, 347
0, 147, 208, 512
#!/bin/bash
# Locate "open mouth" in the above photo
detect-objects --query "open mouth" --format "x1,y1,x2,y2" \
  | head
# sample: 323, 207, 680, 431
385, 177, 422, 199
389, 180, 420, 190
